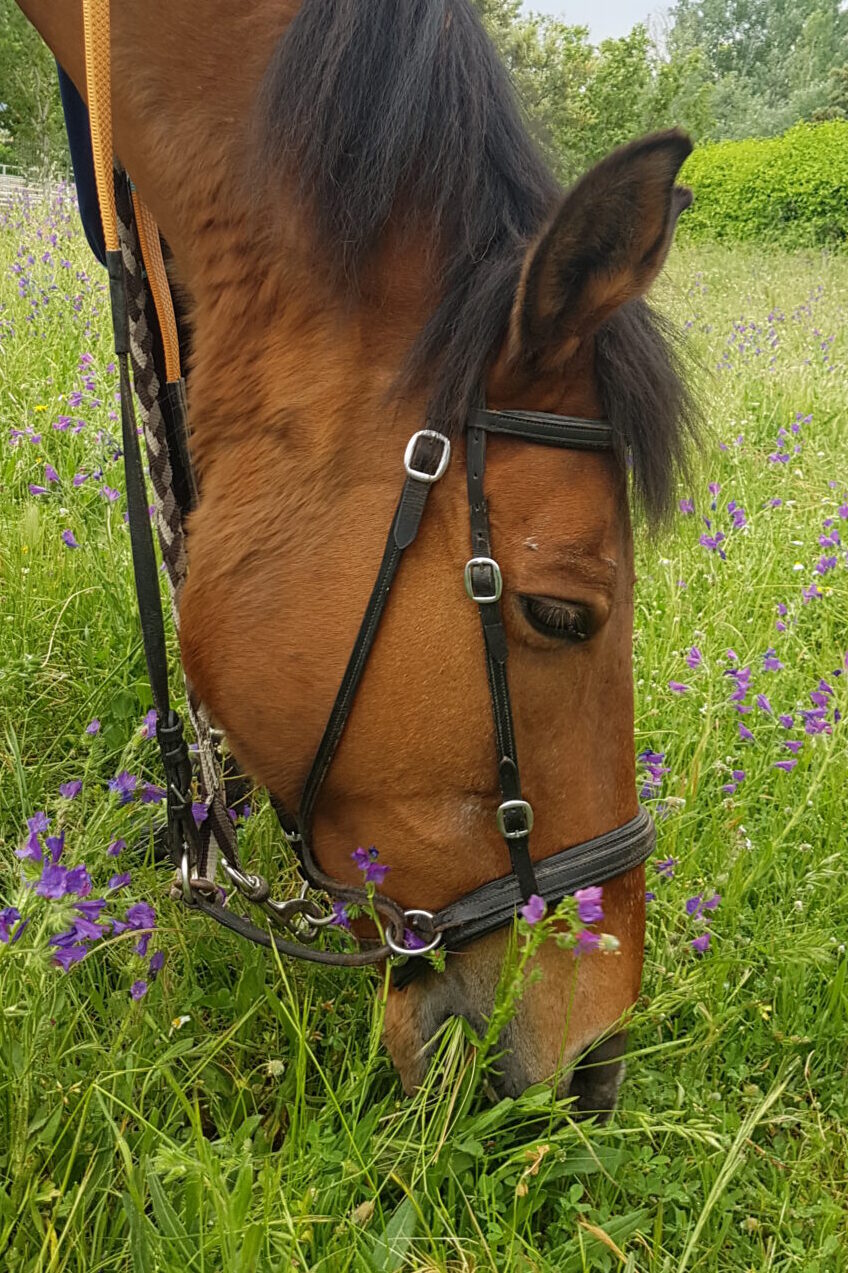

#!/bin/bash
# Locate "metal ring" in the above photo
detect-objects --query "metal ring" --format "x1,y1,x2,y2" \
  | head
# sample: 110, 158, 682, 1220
386, 909, 442, 957
179, 850, 194, 906
403, 430, 451, 483
464, 556, 503, 603
496, 799, 534, 839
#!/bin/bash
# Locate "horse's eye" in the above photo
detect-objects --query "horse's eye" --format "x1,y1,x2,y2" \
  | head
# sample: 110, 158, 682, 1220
518, 595, 594, 643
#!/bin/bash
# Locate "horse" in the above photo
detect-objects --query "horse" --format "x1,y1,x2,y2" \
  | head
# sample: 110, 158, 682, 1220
17, 0, 695, 1112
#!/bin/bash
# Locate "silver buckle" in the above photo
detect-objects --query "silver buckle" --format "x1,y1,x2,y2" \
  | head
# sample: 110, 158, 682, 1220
464, 556, 503, 603
385, 909, 442, 957
403, 430, 451, 483
496, 799, 534, 839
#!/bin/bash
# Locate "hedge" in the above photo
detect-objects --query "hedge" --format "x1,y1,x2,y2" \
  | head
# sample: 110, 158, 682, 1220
678, 121, 848, 248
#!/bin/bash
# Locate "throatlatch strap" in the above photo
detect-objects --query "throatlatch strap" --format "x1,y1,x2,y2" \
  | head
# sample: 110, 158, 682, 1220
466, 426, 538, 901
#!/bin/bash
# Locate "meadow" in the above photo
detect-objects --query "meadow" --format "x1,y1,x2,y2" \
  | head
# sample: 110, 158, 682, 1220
0, 188, 846, 1271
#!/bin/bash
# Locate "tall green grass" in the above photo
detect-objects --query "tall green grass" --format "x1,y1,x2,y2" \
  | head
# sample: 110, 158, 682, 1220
1, 196, 846, 1271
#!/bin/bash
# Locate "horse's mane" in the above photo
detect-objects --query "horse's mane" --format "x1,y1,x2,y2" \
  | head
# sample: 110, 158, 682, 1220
256, 0, 695, 522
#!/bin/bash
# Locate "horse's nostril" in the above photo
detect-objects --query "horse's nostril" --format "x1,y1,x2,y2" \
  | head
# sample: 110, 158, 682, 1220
568, 1030, 628, 1121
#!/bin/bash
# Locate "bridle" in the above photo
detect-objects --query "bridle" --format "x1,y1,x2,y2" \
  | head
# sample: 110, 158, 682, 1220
80, 0, 655, 980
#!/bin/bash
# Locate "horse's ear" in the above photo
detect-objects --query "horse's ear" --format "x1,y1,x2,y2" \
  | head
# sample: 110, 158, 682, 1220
508, 130, 693, 373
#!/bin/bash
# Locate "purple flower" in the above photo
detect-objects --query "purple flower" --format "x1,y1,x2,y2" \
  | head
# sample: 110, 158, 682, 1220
0, 907, 22, 944
130, 980, 148, 1001
28, 811, 50, 834
108, 872, 131, 891
135, 933, 151, 957
126, 901, 156, 930
61, 529, 79, 549
149, 950, 165, 975
763, 650, 784, 672
574, 929, 601, 955
678, 498, 694, 514
107, 837, 126, 857
72, 472, 89, 487
403, 928, 428, 950
140, 708, 157, 739
191, 803, 208, 826
520, 894, 546, 925
773, 759, 798, 772
64, 865, 92, 898
575, 886, 604, 925
140, 783, 166, 805
75, 899, 107, 920
99, 485, 120, 502
668, 681, 689, 694
352, 846, 379, 870
708, 482, 721, 496
691, 933, 711, 955
108, 770, 137, 804
45, 832, 65, 863
784, 740, 803, 754
330, 901, 351, 929
755, 694, 772, 715
778, 714, 794, 729
738, 724, 755, 742
45, 464, 59, 483
85, 718, 101, 735
364, 862, 390, 885
655, 857, 677, 879
16, 830, 43, 862
645, 891, 656, 903
59, 779, 82, 800
686, 647, 702, 670
54, 944, 87, 970
686, 893, 720, 919
29, 483, 48, 495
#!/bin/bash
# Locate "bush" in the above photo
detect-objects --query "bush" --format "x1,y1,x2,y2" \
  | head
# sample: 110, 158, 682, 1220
679, 121, 848, 248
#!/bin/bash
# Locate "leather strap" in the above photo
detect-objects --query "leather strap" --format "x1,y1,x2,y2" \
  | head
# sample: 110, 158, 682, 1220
470, 408, 614, 450
466, 425, 538, 901
392, 808, 655, 987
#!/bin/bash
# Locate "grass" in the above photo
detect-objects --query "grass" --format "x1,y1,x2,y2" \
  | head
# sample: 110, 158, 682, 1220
1, 191, 847, 1271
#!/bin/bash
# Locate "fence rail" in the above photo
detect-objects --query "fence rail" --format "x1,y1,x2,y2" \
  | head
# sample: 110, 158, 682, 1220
0, 164, 69, 208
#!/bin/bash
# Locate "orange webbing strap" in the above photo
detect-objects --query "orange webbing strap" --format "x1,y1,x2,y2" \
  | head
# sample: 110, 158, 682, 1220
81, 0, 118, 254
131, 189, 182, 383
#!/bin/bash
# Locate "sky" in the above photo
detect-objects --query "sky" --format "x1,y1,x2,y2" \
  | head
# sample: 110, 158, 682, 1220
523, 1, 659, 44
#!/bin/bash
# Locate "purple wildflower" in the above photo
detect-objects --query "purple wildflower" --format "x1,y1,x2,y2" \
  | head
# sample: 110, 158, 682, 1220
686, 647, 703, 670
520, 894, 546, 925
140, 783, 166, 805
135, 933, 151, 957
330, 901, 351, 929
669, 681, 689, 694
99, 485, 120, 502
45, 832, 65, 863
130, 980, 148, 1001
755, 694, 772, 715
45, 464, 59, 483
0, 908, 22, 944
85, 718, 101, 735
140, 708, 157, 739
28, 812, 50, 834
29, 483, 48, 495
778, 714, 794, 729
365, 861, 390, 885
655, 857, 677, 879
575, 886, 604, 925
54, 944, 87, 970
61, 529, 79, 548
59, 779, 82, 800
763, 650, 784, 672
739, 724, 755, 742
108, 873, 131, 891
678, 498, 694, 514
403, 928, 428, 950
784, 740, 803, 754
149, 950, 165, 975
691, 933, 711, 955
126, 901, 156, 930
352, 846, 379, 870
191, 803, 208, 826
773, 759, 798, 772
574, 929, 601, 955
16, 830, 43, 862
108, 770, 137, 804
107, 837, 126, 857
75, 899, 107, 920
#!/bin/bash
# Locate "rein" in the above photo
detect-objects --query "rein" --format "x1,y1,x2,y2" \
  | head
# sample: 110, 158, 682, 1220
81, 0, 655, 979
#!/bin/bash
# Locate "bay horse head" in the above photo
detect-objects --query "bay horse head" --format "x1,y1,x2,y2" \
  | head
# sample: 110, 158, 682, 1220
20, 0, 695, 1111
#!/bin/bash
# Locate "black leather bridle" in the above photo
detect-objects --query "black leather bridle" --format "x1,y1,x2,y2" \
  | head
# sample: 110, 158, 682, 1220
265, 410, 656, 981
109, 180, 655, 977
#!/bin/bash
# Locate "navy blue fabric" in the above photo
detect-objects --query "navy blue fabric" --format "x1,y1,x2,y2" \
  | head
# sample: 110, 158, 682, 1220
57, 64, 106, 266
